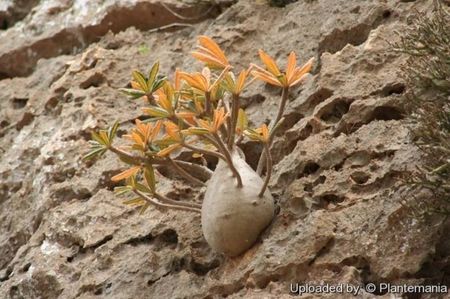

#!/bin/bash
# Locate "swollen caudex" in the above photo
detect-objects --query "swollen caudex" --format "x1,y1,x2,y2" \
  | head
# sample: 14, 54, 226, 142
202, 150, 275, 257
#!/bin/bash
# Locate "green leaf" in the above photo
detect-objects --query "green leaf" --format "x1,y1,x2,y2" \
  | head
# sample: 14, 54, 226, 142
148, 62, 159, 87
132, 70, 149, 92
182, 127, 210, 135
135, 182, 152, 194
119, 88, 146, 99
99, 131, 110, 146
144, 165, 156, 193
91, 131, 107, 145
108, 121, 120, 141
153, 138, 178, 147
139, 202, 151, 215
236, 108, 248, 134
151, 77, 167, 92
142, 106, 170, 118
83, 148, 107, 160
243, 128, 263, 142
123, 197, 146, 206
118, 154, 139, 165
114, 186, 132, 196
126, 174, 137, 188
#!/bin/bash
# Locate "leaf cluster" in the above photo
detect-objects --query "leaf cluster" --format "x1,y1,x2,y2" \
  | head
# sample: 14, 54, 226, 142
83, 35, 314, 213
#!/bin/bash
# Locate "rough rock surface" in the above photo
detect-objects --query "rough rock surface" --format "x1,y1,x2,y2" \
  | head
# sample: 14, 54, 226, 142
0, 0, 449, 298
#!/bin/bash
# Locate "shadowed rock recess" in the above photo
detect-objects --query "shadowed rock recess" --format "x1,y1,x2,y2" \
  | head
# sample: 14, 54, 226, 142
0, 0, 448, 298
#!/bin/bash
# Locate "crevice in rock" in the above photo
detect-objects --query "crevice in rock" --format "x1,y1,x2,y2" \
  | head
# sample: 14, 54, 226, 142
335, 105, 404, 136
317, 194, 346, 207
0, 266, 13, 282
286, 123, 312, 154
15, 112, 34, 130
124, 232, 154, 247
318, 23, 373, 55
0, 0, 40, 30
320, 99, 351, 124
350, 171, 371, 185
240, 141, 263, 170
308, 237, 335, 266
298, 161, 320, 178
85, 235, 114, 251
370, 106, 404, 121
11, 97, 28, 109
188, 257, 221, 276
0, 1, 224, 78
376, 83, 406, 97
301, 88, 334, 113
154, 229, 178, 251
79, 72, 107, 89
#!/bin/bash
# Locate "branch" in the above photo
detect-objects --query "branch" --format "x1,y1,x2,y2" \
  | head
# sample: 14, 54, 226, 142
227, 94, 240, 148
257, 86, 289, 175
167, 157, 205, 186
109, 145, 147, 164
153, 192, 202, 210
133, 189, 201, 213
213, 133, 243, 188
259, 142, 272, 198
182, 142, 226, 161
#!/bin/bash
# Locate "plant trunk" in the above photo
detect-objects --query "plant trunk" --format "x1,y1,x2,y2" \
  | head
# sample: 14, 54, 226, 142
201, 149, 275, 257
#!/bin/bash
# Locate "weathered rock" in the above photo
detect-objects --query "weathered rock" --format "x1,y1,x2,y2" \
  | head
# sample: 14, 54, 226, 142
0, 0, 448, 298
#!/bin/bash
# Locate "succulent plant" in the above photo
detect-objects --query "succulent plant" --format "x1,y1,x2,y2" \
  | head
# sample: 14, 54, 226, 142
84, 36, 313, 256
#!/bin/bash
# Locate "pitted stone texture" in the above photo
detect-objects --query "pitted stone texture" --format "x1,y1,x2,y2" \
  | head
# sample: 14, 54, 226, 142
0, 0, 448, 298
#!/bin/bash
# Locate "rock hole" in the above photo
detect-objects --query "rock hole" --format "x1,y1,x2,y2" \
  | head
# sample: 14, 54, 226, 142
379, 83, 406, 97
304, 88, 334, 111
334, 159, 345, 171
318, 24, 372, 55
302, 162, 320, 177
240, 141, 263, 170
189, 258, 221, 276
45, 96, 59, 110
0, 267, 13, 282
314, 175, 327, 187
80, 73, 106, 89
12, 98, 28, 109
286, 123, 313, 154
320, 194, 345, 205
89, 235, 113, 250
20, 263, 31, 273
94, 288, 103, 295
320, 100, 350, 123
278, 112, 304, 132
15, 112, 34, 130
0, 120, 9, 128
170, 257, 186, 273
304, 183, 313, 192
350, 171, 370, 185
125, 232, 154, 247
1, 19, 8, 30
154, 229, 178, 250
382, 10, 391, 19
371, 106, 404, 121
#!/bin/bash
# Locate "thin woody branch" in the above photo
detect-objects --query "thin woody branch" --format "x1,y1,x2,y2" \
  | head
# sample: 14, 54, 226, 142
257, 86, 289, 175
133, 189, 201, 213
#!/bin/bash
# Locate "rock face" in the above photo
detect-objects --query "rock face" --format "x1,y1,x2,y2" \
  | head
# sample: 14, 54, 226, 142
0, 0, 448, 298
